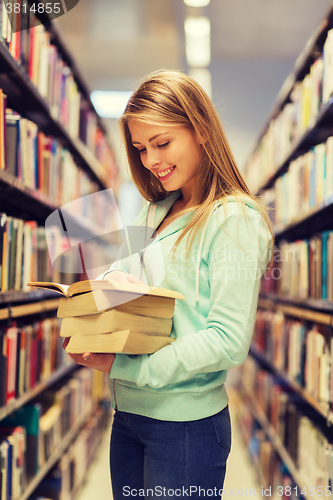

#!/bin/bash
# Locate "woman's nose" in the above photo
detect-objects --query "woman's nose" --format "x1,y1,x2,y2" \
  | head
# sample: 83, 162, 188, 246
146, 149, 162, 170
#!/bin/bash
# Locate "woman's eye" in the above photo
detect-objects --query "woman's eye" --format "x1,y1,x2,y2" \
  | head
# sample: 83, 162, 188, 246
138, 148, 146, 154
158, 142, 169, 148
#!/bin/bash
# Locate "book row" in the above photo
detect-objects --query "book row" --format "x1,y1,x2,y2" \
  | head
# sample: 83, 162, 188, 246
1, 102, 117, 230
1, 216, 69, 291
260, 230, 333, 301
245, 28, 333, 194
4, 106, 99, 204
241, 357, 332, 494
0, 213, 117, 292
0, 367, 109, 500
30, 404, 110, 500
253, 308, 332, 406
0, 3, 115, 180
238, 400, 302, 499
259, 137, 333, 230
0, 316, 70, 408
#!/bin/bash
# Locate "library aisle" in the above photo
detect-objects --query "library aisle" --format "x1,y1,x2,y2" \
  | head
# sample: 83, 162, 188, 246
76, 388, 261, 500
2, 2, 333, 499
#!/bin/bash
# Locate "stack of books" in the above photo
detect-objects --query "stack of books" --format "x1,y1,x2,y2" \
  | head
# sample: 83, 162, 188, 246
27, 280, 185, 355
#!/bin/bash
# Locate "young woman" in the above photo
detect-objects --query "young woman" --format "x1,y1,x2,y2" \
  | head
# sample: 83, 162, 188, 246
66, 70, 274, 499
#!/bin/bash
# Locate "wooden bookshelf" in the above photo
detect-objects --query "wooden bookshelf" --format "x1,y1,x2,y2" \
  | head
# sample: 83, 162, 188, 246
0, 297, 59, 320
0, 39, 107, 189
258, 295, 333, 319
241, 389, 319, 498
0, 8, 116, 499
256, 96, 333, 195
28, 8, 106, 136
246, 2, 333, 187
0, 363, 77, 422
249, 346, 330, 419
242, 3, 333, 490
19, 402, 97, 500
0, 289, 58, 304
0, 169, 119, 248
273, 194, 333, 242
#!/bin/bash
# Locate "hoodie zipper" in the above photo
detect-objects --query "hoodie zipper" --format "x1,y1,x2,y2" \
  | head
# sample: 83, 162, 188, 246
113, 379, 118, 410
139, 250, 145, 281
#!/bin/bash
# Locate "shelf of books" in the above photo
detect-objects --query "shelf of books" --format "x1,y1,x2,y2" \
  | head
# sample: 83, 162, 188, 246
232, 375, 332, 500
241, 1, 333, 496
0, 365, 111, 500
0, 3, 118, 499
0, 3, 118, 190
0, 0, 122, 295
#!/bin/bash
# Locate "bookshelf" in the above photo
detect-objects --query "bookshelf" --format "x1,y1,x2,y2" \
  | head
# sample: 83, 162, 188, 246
0, 3, 116, 499
20, 403, 93, 500
242, 1, 333, 493
0, 38, 107, 189
0, 362, 75, 421
234, 357, 333, 497
250, 345, 329, 420
245, 4, 333, 195
240, 390, 319, 496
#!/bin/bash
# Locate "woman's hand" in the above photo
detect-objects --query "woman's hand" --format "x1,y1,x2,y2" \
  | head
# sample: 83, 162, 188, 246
104, 270, 145, 284
63, 272, 145, 373
62, 337, 115, 374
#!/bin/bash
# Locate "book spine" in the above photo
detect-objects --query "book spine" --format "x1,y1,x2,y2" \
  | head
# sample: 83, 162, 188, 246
253, 309, 331, 405
238, 357, 332, 489
261, 229, 333, 302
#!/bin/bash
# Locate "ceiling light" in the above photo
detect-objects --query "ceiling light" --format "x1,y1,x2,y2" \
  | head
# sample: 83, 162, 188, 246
188, 68, 212, 98
184, 0, 210, 6
90, 91, 133, 119
184, 17, 211, 67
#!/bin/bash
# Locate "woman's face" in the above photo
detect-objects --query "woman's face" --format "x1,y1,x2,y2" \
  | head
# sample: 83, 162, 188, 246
128, 120, 204, 196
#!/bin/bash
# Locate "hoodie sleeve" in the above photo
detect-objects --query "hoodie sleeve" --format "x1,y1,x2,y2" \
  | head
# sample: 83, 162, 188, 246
110, 210, 273, 388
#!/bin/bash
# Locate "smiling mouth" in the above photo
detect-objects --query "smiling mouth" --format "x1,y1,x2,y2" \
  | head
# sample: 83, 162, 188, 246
157, 166, 176, 178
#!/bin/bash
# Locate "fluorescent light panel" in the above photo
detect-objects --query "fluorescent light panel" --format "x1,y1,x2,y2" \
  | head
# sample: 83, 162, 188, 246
184, 0, 210, 6
184, 17, 211, 67
188, 68, 212, 98
90, 90, 133, 119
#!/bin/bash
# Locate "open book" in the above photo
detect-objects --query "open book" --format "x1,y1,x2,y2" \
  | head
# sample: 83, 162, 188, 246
56, 289, 176, 319
27, 279, 185, 300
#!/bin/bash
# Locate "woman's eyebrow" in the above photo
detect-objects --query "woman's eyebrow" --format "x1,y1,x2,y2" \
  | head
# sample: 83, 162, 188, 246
132, 132, 169, 145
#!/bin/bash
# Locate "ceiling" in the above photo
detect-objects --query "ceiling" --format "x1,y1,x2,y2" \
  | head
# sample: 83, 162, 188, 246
55, 0, 333, 174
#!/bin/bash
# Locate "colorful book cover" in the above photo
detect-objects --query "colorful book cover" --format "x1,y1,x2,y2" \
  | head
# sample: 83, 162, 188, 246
1, 403, 41, 479
321, 231, 329, 300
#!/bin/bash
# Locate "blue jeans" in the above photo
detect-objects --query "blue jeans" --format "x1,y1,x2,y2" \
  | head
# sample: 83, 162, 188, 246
110, 406, 231, 500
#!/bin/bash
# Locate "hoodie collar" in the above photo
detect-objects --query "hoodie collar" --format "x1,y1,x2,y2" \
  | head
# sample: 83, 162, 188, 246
147, 189, 198, 242
147, 191, 219, 305
153, 190, 183, 234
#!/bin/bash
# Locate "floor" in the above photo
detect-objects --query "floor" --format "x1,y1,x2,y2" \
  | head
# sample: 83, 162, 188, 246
76, 389, 261, 500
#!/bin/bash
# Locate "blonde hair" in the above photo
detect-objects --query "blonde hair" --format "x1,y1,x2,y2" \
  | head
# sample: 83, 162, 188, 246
120, 70, 274, 261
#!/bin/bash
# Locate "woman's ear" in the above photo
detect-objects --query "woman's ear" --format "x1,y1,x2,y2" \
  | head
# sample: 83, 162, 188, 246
198, 131, 207, 145
196, 126, 207, 145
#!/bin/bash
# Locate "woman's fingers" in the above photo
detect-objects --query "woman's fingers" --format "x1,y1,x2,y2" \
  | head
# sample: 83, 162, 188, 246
125, 273, 145, 284
62, 338, 115, 373
104, 271, 145, 285
63, 346, 115, 374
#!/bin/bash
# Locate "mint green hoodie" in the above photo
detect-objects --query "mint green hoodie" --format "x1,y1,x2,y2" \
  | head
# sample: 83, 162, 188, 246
99, 189, 272, 421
